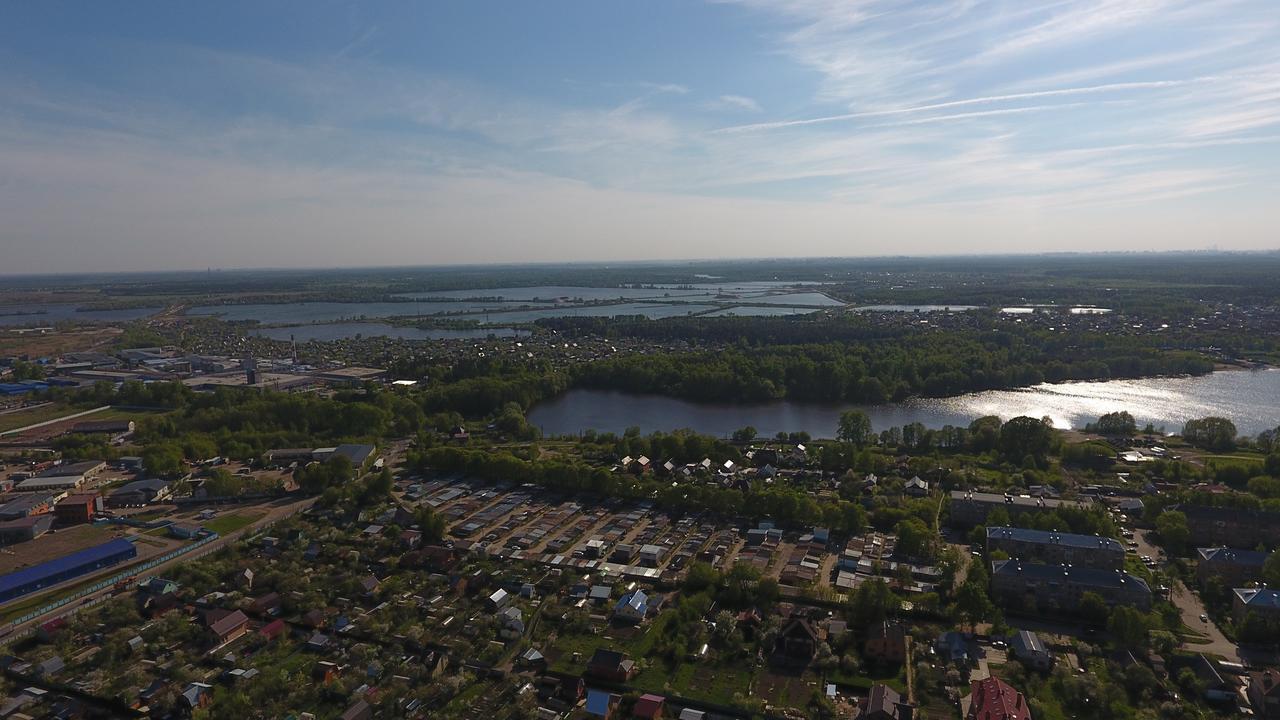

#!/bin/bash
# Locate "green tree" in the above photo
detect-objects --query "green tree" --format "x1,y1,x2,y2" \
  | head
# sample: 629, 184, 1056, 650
732, 426, 758, 443
848, 578, 897, 629
1155, 510, 1189, 555
1092, 411, 1138, 436
1077, 592, 1109, 627
140, 443, 184, 477
999, 416, 1053, 463
1182, 416, 1238, 452
1107, 606, 1150, 649
837, 411, 873, 446
894, 518, 937, 561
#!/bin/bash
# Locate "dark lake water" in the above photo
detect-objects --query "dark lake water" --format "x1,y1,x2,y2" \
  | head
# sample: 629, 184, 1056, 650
0, 304, 158, 327
528, 369, 1280, 438
249, 322, 529, 342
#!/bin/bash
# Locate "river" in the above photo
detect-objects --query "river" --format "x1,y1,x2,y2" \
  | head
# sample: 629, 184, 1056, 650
528, 368, 1280, 438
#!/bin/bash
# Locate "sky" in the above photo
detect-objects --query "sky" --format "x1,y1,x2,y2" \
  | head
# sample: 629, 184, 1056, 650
1, 1, 1277, 273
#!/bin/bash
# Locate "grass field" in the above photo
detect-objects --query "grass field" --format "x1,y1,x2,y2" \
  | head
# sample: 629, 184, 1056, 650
0, 403, 81, 433
203, 512, 264, 535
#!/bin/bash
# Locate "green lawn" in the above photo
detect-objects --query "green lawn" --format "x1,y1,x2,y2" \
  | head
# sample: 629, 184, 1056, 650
0, 403, 80, 433
203, 512, 263, 535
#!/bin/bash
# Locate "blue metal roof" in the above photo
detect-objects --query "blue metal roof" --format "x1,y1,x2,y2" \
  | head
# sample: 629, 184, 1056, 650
987, 526, 1123, 553
1237, 588, 1280, 610
1197, 547, 1269, 566
991, 559, 1150, 593
585, 689, 615, 716
0, 538, 136, 596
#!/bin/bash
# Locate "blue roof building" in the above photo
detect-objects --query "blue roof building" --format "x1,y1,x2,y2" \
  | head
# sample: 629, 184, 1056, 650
614, 589, 649, 622
0, 538, 137, 603
1234, 588, 1280, 622
990, 559, 1152, 612
585, 689, 620, 718
987, 526, 1125, 570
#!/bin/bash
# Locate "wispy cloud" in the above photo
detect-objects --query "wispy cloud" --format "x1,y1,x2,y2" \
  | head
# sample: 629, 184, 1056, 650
712, 94, 762, 112
716, 78, 1209, 133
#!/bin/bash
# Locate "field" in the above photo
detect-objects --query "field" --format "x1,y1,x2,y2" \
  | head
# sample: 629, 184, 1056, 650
0, 327, 122, 358
0, 403, 84, 433
202, 512, 264, 535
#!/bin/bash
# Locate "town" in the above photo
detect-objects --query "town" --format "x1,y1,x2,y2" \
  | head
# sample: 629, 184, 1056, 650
0, 309, 1278, 720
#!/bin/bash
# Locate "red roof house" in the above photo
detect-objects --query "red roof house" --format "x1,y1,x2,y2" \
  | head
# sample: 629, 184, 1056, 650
966, 677, 1032, 720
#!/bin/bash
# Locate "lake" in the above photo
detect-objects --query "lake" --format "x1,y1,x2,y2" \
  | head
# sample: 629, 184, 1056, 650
0, 304, 159, 327
528, 368, 1280, 438
187, 285, 840, 325
249, 322, 529, 342
186, 300, 552, 323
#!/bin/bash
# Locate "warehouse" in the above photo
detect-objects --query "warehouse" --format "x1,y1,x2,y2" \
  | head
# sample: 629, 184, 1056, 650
0, 515, 54, 545
0, 494, 56, 521
0, 538, 138, 604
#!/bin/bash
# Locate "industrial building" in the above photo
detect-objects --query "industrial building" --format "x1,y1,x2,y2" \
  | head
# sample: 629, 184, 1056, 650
0, 515, 54, 545
0, 494, 56, 521
53, 493, 101, 526
0, 538, 138, 604
986, 526, 1125, 570
107, 479, 172, 508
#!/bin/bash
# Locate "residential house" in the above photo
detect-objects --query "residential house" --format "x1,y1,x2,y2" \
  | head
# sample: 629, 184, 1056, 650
585, 649, 636, 683
614, 590, 649, 624
518, 647, 547, 671
585, 689, 622, 719
341, 699, 373, 720
1250, 668, 1280, 718
936, 632, 972, 666
965, 677, 1032, 720
249, 592, 283, 616
633, 693, 666, 720
864, 621, 907, 665
904, 477, 929, 497
181, 682, 214, 710
208, 610, 250, 648
773, 617, 823, 665
1008, 630, 1053, 671
500, 607, 526, 640
853, 683, 914, 720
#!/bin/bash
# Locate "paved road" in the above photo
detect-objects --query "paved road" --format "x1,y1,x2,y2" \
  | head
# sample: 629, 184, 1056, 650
1170, 580, 1239, 660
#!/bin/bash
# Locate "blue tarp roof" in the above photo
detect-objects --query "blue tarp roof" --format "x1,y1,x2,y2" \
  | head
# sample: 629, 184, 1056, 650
585, 689, 615, 716
0, 538, 136, 596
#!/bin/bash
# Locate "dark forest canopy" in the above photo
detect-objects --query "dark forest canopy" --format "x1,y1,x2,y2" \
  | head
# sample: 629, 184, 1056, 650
563, 330, 1213, 404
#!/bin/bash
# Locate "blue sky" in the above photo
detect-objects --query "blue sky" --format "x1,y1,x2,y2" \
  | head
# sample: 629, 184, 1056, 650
2, 1, 1277, 272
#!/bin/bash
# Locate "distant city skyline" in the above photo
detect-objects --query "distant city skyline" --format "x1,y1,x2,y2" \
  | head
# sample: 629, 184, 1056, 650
2, 1, 1277, 273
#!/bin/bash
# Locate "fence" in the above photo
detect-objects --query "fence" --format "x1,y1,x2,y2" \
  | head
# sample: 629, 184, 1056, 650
4, 531, 221, 632
2, 497, 312, 643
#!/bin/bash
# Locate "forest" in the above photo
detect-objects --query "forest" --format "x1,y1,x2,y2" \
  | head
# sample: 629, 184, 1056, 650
567, 333, 1213, 404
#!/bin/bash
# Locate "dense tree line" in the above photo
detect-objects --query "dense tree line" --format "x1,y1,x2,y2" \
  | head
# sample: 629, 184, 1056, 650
566, 331, 1212, 404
